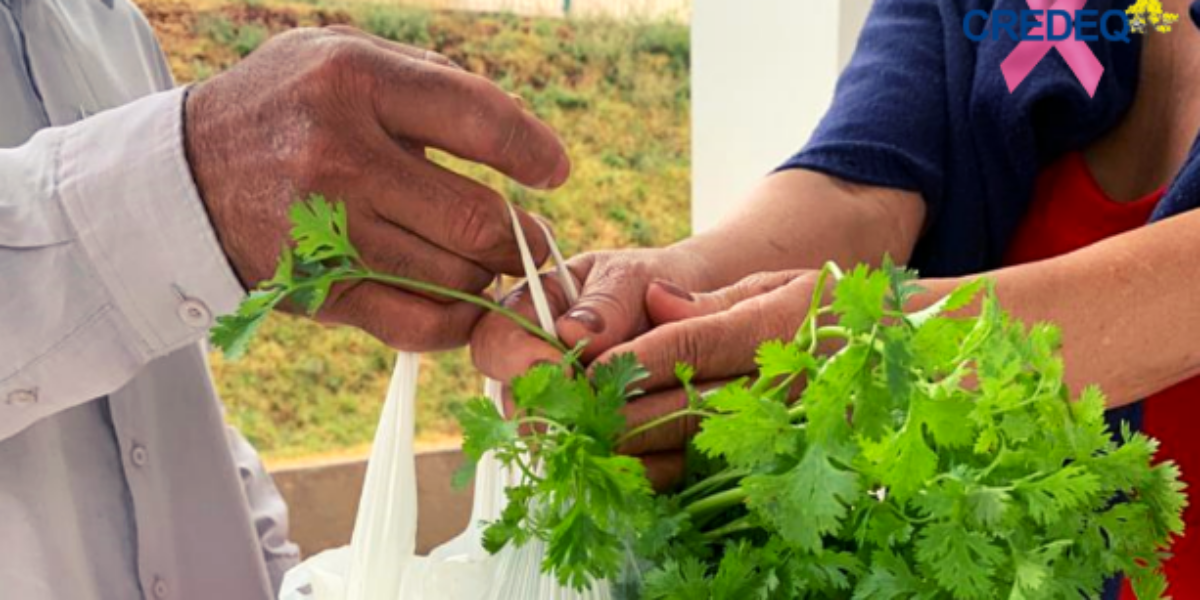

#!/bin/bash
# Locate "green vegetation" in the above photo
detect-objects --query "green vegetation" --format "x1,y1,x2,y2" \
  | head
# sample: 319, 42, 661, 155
361, 5, 432, 45
459, 263, 1185, 599
215, 200, 1185, 598
137, 0, 690, 460
197, 15, 269, 57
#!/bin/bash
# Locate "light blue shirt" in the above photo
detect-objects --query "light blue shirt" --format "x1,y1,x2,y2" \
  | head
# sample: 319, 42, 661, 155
0, 0, 299, 598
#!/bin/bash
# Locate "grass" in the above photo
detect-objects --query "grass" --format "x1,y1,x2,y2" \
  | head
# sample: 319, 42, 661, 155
136, 0, 690, 460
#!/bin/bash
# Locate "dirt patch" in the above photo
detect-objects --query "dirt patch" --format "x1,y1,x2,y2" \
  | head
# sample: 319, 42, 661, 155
134, 0, 352, 82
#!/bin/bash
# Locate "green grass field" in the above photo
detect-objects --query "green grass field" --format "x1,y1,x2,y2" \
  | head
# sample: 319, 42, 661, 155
137, 0, 691, 460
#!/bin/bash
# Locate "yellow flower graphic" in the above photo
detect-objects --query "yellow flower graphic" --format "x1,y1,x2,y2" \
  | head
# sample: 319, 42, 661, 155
1126, 0, 1181, 33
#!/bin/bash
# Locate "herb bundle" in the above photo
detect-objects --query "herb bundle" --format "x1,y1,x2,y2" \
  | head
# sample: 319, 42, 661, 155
214, 197, 1186, 599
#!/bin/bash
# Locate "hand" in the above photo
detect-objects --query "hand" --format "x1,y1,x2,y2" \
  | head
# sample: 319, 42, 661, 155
469, 246, 713, 380
186, 26, 570, 351
607, 269, 821, 488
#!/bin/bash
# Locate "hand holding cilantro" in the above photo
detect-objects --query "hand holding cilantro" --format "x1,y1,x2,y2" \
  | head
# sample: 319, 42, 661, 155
214, 197, 1186, 599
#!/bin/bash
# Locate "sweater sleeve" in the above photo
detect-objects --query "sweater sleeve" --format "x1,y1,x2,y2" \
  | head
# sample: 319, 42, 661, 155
779, 0, 951, 213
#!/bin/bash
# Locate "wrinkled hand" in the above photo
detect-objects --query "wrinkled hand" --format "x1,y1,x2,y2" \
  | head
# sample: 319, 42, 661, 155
470, 247, 713, 379
187, 26, 569, 351
470, 246, 709, 490
608, 269, 821, 488
470, 240, 820, 488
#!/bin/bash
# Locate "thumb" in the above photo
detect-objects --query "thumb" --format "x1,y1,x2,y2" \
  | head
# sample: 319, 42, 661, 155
555, 261, 651, 361
646, 271, 807, 326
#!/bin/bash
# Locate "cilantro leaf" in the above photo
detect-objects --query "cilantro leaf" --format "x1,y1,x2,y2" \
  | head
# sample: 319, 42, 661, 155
455, 396, 517, 463
289, 195, 358, 262
694, 385, 801, 469
832, 264, 890, 333
755, 340, 815, 381
744, 445, 861, 554
914, 522, 1003, 599
643, 556, 711, 600
208, 289, 283, 358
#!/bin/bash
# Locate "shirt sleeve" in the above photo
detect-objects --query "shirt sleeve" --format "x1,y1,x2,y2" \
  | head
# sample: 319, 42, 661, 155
778, 0, 950, 213
0, 86, 245, 440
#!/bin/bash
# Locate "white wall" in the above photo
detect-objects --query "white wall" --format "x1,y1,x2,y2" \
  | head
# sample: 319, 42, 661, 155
691, 0, 872, 233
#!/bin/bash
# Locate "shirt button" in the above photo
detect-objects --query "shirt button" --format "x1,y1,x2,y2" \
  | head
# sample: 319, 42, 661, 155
153, 578, 168, 599
6, 389, 37, 407
131, 444, 149, 467
178, 299, 212, 328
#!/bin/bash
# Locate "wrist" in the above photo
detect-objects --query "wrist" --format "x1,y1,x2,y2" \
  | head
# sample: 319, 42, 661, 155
183, 82, 254, 290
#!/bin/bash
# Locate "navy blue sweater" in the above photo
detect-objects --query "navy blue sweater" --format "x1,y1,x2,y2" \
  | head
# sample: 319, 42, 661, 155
782, 0, 1200, 275
780, 2, 1200, 594
781, 1, 1200, 418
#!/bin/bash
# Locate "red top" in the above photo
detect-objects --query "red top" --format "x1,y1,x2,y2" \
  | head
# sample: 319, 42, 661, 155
1003, 151, 1195, 598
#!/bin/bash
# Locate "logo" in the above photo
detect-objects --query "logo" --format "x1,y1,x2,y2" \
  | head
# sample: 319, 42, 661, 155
1126, 0, 1182, 32
963, 1, 1178, 97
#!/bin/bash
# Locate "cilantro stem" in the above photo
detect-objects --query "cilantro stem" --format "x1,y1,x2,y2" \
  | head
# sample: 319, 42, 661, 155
615, 408, 716, 449
360, 271, 568, 353
787, 401, 808, 419
800, 266, 833, 352
683, 486, 747, 517
513, 455, 543, 483
700, 516, 758, 541
677, 468, 749, 503
516, 415, 565, 434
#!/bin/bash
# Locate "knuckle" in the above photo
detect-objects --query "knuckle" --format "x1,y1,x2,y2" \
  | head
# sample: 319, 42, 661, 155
375, 325, 406, 349
746, 295, 791, 343
306, 37, 373, 96
461, 83, 519, 160
438, 262, 492, 296
272, 27, 328, 50
322, 38, 369, 73
671, 325, 709, 372
401, 312, 441, 350
740, 272, 778, 296
452, 190, 506, 255
372, 247, 416, 279
323, 24, 359, 36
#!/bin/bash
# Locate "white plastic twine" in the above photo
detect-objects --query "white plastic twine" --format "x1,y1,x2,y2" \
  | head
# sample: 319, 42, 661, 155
503, 202, 578, 333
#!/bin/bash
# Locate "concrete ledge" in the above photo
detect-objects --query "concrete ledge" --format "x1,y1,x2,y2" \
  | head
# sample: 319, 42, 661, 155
271, 448, 474, 557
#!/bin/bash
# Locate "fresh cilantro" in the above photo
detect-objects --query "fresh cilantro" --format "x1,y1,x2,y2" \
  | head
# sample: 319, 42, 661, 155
216, 203, 1187, 598
209, 196, 567, 359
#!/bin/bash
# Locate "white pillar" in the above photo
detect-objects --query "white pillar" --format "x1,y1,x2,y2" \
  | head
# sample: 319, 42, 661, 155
691, 0, 872, 233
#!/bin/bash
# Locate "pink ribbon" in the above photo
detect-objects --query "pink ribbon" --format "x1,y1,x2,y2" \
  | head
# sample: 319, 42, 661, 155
1000, 0, 1105, 97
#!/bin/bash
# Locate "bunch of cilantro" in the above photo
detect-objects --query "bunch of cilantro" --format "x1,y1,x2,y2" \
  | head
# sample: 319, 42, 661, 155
214, 197, 1186, 600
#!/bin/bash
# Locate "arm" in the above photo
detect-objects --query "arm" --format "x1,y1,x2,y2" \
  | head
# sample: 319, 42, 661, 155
672, 169, 925, 290
606, 208, 1200, 431
921, 208, 1200, 407
1, 28, 572, 440
676, 0, 947, 289
0, 88, 245, 441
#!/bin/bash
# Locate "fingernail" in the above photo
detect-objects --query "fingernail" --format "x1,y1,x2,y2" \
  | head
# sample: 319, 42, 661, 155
566, 308, 605, 334
654, 279, 693, 302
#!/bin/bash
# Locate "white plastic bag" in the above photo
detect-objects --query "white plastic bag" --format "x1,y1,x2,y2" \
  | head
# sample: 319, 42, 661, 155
279, 207, 610, 600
